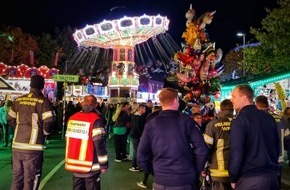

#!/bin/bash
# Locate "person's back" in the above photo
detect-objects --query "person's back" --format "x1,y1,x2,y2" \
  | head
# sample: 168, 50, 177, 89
7, 75, 55, 190
65, 94, 108, 190
138, 87, 209, 190
255, 95, 290, 188
255, 95, 289, 163
112, 102, 131, 162
130, 109, 146, 140
203, 99, 233, 190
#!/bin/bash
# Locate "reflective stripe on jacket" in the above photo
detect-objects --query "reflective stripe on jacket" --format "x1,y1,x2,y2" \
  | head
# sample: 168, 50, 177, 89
7, 89, 54, 151
65, 111, 101, 173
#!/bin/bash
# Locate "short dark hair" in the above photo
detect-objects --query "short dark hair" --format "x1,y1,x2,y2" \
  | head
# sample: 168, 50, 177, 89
255, 95, 269, 108
30, 75, 45, 90
283, 107, 290, 116
220, 99, 233, 111
138, 104, 146, 108
121, 102, 129, 107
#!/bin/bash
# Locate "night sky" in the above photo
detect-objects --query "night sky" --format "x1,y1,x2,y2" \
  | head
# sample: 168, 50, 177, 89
1, 0, 277, 53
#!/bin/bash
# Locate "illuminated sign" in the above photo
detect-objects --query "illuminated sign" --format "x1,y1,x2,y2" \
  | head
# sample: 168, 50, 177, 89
52, 75, 79, 82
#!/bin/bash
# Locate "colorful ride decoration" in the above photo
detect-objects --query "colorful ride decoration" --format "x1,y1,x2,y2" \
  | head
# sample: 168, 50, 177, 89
0, 62, 59, 79
73, 8, 170, 100
166, 4, 225, 106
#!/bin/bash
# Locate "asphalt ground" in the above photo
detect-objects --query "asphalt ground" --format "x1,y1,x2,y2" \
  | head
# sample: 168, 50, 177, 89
0, 134, 152, 190
0, 134, 289, 190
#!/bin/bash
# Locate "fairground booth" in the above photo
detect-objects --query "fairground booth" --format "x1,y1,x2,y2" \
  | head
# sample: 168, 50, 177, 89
220, 70, 290, 112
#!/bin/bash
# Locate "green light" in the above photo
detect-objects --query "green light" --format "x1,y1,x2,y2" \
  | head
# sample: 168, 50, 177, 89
221, 70, 290, 98
8, 36, 14, 42
0, 33, 14, 42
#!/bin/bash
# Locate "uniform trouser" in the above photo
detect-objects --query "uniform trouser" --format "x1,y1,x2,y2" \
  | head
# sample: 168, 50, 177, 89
235, 174, 279, 190
11, 150, 43, 190
73, 174, 101, 190
210, 180, 232, 190
153, 183, 195, 190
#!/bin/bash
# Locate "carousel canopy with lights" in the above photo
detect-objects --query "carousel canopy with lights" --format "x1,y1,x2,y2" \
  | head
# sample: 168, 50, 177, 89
73, 13, 170, 48
72, 6, 171, 92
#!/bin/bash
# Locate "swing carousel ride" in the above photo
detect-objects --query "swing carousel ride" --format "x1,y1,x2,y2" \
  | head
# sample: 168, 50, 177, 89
69, 4, 225, 108
72, 6, 172, 101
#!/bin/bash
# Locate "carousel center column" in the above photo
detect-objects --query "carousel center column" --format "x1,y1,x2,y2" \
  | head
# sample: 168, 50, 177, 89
108, 45, 139, 103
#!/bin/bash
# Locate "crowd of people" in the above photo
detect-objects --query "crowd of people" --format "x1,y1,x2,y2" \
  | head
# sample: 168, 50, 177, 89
1, 75, 290, 190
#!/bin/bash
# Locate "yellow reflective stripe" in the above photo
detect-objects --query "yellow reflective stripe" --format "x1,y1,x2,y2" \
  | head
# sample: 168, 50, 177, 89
216, 139, 225, 170
65, 138, 69, 159
92, 128, 102, 137
30, 113, 39, 144
65, 164, 91, 173
66, 158, 92, 166
8, 108, 16, 118
42, 111, 53, 120
98, 155, 108, 163
210, 169, 229, 177
12, 142, 44, 150
91, 163, 101, 171
204, 134, 213, 145
79, 139, 88, 161
14, 115, 19, 141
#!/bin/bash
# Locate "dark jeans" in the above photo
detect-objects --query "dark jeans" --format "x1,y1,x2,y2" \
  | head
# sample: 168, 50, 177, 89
113, 134, 127, 160
235, 174, 279, 190
73, 174, 100, 190
142, 169, 154, 185
131, 137, 140, 168
11, 150, 43, 190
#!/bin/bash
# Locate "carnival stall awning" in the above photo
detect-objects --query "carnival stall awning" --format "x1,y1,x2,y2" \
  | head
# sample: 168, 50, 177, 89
221, 70, 290, 99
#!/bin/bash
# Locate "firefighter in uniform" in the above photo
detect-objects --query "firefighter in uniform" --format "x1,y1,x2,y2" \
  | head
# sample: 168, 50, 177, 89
203, 99, 234, 190
7, 75, 55, 190
65, 94, 108, 190
255, 95, 290, 188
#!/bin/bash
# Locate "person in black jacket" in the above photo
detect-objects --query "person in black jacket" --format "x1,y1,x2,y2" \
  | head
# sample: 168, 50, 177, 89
255, 95, 290, 188
137, 105, 161, 189
229, 84, 280, 190
144, 100, 153, 119
137, 87, 209, 190
129, 104, 146, 172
